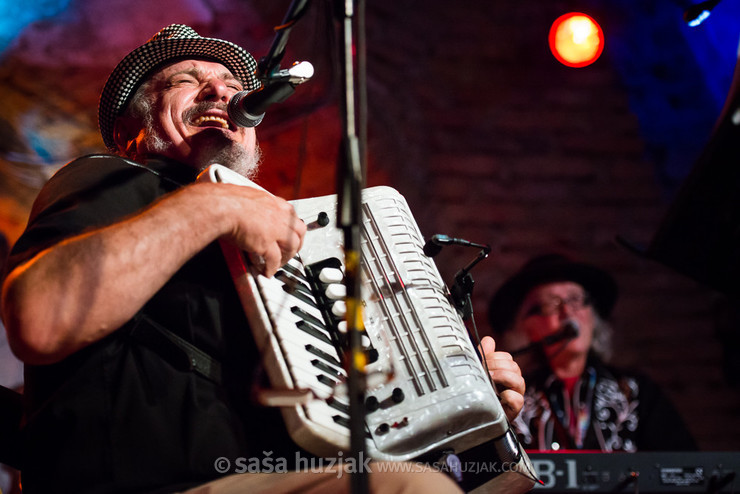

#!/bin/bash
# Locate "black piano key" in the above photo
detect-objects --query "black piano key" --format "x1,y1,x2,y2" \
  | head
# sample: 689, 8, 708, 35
332, 414, 350, 429
281, 260, 307, 280
282, 284, 318, 307
329, 408, 372, 438
306, 257, 343, 276
276, 270, 311, 293
311, 358, 344, 378
326, 396, 350, 414
296, 321, 333, 345
291, 306, 326, 329
305, 344, 341, 368
317, 374, 338, 387
276, 272, 314, 298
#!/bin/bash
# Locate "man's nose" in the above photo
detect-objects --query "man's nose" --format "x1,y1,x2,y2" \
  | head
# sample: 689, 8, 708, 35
198, 78, 230, 102
558, 302, 575, 318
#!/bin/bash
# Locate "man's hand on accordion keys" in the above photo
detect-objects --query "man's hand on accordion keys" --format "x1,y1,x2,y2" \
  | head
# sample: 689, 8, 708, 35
478, 335, 525, 423
207, 182, 307, 277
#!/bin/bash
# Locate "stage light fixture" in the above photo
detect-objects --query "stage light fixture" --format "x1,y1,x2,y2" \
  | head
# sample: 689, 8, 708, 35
684, 0, 721, 26
549, 12, 604, 68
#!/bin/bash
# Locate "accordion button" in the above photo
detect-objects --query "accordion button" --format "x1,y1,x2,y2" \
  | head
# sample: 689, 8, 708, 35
331, 300, 347, 317
317, 211, 330, 227
376, 423, 390, 435
319, 267, 344, 283
325, 283, 346, 299
365, 396, 380, 412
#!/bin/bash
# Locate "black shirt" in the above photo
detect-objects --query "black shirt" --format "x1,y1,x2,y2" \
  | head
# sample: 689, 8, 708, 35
7, 155, 286, 493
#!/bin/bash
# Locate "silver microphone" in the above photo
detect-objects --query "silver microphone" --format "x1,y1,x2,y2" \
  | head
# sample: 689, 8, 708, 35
228, 62, 314, 128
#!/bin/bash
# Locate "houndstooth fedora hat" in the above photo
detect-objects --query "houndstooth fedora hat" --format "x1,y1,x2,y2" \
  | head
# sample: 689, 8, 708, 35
98, 24, 260, 151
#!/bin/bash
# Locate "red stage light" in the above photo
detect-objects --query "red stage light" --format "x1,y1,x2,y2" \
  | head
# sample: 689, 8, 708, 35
549, 13, 604, 68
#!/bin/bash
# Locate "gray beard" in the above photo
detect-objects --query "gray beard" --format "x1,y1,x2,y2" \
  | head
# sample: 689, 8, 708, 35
143, 125, 262, 179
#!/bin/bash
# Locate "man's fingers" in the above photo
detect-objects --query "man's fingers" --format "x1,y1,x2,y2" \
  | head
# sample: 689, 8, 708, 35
258, 244, 283, 278
479, 335, 496, 355
280, 219, 306, 264
491, 368, 526, 396
499, 389, 524, 422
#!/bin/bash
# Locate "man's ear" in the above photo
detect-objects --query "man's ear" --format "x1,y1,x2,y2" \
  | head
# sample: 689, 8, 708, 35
112, 116, 143, 153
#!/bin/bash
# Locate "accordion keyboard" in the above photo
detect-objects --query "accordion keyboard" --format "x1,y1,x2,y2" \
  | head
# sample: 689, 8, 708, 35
201, 165, 520, 465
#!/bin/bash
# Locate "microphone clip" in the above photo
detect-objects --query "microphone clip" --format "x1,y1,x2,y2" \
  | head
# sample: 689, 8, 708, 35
451, 247, 489, 321
424, 233, 491, 320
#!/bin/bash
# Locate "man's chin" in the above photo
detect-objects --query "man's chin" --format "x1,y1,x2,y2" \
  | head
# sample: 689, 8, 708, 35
189, 133, 261, 178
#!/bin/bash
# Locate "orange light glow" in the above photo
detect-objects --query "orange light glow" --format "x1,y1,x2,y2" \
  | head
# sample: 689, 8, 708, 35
549, 13, 604, 68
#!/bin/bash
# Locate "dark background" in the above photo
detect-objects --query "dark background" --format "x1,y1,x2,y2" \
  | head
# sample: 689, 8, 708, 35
1, 0, 739, 449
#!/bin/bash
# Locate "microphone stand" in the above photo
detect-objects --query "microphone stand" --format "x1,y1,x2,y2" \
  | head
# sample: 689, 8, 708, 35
334, 1, 368, 492
228, 0, 313, 127
257, 0, 312, 79
450, 245, 491, 321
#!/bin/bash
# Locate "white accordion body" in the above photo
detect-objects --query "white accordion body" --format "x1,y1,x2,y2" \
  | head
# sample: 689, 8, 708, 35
201, 165, 529, 473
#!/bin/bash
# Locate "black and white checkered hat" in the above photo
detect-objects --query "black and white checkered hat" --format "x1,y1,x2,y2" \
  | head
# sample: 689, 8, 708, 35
98, 24, 260, 151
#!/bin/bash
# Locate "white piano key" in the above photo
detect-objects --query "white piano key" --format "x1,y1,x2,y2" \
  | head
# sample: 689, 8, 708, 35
279, 338, 344, 376
259, 279, 325, 319
303, 400, 351, 435
269, 303, 330, 334
277, 343, 338, 377
274, 318, 337, 358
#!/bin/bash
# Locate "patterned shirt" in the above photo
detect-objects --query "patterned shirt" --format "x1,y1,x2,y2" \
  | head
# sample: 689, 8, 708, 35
513, 354, 696, 452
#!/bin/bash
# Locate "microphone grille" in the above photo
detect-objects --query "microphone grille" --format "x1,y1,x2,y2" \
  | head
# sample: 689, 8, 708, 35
228, 91, 264, 128
423, 240, 443, 257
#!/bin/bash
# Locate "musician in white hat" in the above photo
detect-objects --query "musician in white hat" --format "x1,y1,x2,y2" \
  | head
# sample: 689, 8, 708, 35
488, 253, 696, 453
1, 25, 525, 493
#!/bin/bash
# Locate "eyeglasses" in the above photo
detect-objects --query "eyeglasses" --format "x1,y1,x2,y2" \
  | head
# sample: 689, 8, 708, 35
524, 293, 591, 317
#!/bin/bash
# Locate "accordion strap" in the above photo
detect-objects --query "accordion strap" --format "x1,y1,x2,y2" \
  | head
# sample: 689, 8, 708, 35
129, 314, 223, 385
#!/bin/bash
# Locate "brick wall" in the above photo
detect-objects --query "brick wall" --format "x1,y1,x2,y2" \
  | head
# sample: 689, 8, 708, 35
351, 0, 740, 450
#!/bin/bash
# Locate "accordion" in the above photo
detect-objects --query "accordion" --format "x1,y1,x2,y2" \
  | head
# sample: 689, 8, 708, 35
201, 165, 535, 492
